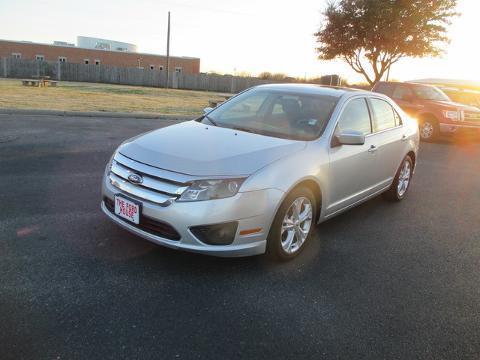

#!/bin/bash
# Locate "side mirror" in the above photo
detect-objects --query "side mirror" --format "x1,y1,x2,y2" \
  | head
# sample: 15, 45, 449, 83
203, 107, 213, 114
334, 130, 365, 146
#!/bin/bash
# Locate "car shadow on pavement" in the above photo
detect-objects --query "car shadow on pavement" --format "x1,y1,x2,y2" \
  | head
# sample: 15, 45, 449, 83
92, 195, 389, 280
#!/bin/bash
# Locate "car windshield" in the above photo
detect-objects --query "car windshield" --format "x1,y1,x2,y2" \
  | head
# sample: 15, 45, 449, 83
202, 88, 339, 140
412, 85, 450, 101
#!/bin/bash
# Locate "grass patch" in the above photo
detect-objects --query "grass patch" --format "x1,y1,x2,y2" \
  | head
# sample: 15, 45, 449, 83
0, 78, 231, 116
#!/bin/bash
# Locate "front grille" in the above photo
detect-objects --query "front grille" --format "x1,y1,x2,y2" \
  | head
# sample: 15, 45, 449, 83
108, 154, 190, 205
464, 112, 480, 122
104, 197, 181, 241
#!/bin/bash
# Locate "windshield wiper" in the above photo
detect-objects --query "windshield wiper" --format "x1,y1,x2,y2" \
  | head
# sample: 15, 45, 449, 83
203, 114, 218, 126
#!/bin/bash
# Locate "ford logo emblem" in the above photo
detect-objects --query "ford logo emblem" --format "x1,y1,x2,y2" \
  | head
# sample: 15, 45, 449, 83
128, 173, 143, 185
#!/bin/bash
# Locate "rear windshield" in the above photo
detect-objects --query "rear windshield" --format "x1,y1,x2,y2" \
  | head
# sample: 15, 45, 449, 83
203, 88, 339, 140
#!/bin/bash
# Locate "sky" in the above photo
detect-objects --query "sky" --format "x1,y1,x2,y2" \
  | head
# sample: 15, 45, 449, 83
0, 0, 478, 83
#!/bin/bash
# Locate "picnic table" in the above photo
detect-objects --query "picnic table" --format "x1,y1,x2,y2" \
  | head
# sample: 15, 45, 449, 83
22, 75, 57, 87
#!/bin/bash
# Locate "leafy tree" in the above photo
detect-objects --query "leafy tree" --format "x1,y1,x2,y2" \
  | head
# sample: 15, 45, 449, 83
315, 0, 458, 85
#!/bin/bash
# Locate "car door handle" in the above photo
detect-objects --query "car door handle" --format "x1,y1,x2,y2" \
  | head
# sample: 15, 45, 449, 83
401, 134, 408, 142
368, 145, 378, 153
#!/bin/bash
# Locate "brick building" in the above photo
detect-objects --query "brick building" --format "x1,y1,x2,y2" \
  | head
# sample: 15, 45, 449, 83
0, 38, 200, 75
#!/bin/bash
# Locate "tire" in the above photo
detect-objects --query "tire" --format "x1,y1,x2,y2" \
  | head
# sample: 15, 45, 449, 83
419, 117, 439, 142
383, 155, 414, 201
266, 186, 317, 261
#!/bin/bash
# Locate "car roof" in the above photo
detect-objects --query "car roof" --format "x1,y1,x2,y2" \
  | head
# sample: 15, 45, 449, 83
254, 83, 368, 98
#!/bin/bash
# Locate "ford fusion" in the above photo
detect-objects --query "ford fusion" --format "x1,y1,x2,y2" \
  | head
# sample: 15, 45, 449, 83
101, 84, 419, 260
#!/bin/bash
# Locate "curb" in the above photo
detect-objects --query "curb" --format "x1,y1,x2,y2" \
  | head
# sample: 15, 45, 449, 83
0, 108, 194, 121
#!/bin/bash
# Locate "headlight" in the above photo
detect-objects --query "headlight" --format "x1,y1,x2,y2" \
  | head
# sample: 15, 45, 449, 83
443, 110, 463, 121
177, 178, 246, 202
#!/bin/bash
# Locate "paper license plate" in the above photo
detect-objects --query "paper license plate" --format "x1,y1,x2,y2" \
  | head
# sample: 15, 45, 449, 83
114, 195, 140, 224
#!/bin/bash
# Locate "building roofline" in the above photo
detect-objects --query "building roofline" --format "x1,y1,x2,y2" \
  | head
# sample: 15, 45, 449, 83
76, 35, 136, 48
0, 38, 200, 60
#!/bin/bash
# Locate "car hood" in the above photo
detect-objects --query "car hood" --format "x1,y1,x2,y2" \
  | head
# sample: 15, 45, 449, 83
425, 99, 480, 112
118, 120, 306, 176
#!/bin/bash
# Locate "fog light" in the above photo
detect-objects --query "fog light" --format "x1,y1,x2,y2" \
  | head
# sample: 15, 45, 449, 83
190, 222, 238, 245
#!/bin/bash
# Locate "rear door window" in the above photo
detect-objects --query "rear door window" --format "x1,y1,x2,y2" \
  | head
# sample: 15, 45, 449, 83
370, 98, 397, 132
393, 109, 403, 126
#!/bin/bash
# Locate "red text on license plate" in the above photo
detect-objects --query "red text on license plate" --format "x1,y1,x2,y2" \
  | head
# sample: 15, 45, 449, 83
114, 196, 140, 224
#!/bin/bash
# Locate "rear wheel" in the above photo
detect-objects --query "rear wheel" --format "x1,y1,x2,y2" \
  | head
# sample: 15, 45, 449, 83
266, 186, 316, 261
419, 117, 439, 142
383, 155, 414, 201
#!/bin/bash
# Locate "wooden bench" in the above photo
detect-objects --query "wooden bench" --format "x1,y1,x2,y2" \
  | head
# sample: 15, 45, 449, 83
22, 79, 41, 87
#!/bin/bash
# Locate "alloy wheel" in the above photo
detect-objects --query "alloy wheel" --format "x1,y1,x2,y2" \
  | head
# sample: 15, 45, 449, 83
420, 121, 434, 140
281, 197, 313, 254
397, 159, 411, 197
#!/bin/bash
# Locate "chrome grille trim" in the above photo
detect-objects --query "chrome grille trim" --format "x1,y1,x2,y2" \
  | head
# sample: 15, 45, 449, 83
111, 160, 189, 196
109, 152, 193, 204
114, 152, 194, 184
109, 172, 175, 206
464, 112, 480, 121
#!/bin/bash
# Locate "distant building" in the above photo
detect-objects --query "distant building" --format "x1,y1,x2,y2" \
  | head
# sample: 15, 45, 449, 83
77, 36, 137, 52
0, 38, 200, 75
53, 41, 75, 47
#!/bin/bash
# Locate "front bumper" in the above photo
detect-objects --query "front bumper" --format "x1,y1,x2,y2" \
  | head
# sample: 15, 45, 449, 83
440, 122, 480, 134
101, 174, 284, 257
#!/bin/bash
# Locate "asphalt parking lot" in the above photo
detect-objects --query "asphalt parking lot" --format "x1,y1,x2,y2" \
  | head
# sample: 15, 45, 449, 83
1, 114, 480, 359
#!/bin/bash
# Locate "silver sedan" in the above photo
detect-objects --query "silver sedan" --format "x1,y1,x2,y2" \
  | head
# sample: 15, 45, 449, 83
101, 84, 419, 260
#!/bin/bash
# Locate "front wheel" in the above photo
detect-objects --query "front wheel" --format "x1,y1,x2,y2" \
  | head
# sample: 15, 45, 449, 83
383, 155, 414, 201
266, 186, 317, 261
419, 118, 439, 142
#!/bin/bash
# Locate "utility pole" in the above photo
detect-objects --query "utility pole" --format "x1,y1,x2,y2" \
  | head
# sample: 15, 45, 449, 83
165, 11, 171, 89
